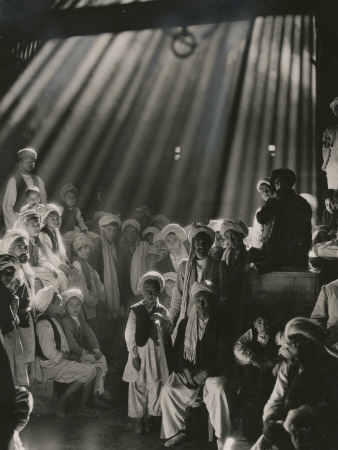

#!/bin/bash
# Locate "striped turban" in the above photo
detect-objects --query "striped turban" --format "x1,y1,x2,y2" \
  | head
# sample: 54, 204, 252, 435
220, 219, 249, 238
1, 229, 29, 253
61, 288, 84, 305
139, 271, 165, 293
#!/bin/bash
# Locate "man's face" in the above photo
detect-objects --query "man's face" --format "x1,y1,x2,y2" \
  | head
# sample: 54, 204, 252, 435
0, 267, 16, 288
223, 230, 242, 250
45, 211, 61, 229
101, 222, 118, 243
9, 238, 28, 263
164, 279, 175, 297
193, 233, 212, 260
77, 243, 92, 260
26, 192, 40, 208
325, 198, 335, 214
25, 217, 40, 237
194, 292, 211, 319
64, 191, 77, 207
142, 279, 160, 307
259, 183, 272, 202
124, 225, 139, 247
254, 316, 270, 337
285, 335, 315, 368
47, 293, 65, 317
165, 233, 181, 255
20, 157, 35, 174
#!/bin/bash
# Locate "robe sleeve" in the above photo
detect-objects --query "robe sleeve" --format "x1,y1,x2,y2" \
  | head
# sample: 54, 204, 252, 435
125, 310, 137, 354
82, 320, 100, 351
2, 177, 19, 230
233, 329, 254, 364
61, 317, 85, 356
310, 285, 329, 330
37, 177, 47, 204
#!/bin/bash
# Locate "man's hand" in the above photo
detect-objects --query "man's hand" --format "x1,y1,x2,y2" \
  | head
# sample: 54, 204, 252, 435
183, 368, 198, 388
132, 356, 141, 371
59, 264, 72, 277
93, 349, 102, 360
193, 370, 208, 386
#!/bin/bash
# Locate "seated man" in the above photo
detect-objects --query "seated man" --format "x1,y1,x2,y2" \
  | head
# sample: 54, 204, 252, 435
161, 281, 232, 449
252, 317, 338, 450
35, 285, 98, 418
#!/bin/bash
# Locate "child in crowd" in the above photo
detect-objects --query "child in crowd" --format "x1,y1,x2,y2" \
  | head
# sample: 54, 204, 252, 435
20, 186, 42, 214
61, 289, 112, 409
39, 204, 73, 279
161, 272, 177, 311
312, 189, 337, 246
17, 210, 67, 292
123, 271, 172, 435
233, 311, 278, 443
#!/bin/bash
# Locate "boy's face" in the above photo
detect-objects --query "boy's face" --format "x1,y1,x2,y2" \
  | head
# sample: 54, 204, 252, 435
165, 233, 181, 255
254, 316, 270, 336
26, 217, 40, 237
142, 280, 160, 307
45, 211, 61, 229
64, 191, 77, 207
259, 183, 272, 202
325, 198, 335, 214
66, 297, 82, 316
223, 230, 242, 250
164, 279, 175, 297
26, 192, 40, 208
77, 243, 92, 260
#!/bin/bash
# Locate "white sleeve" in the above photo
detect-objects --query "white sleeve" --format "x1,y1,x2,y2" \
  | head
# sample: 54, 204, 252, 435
36, 320, 63, 363
125, 310, 137, 354
2, 177, 19, 230
37, 177, 47, 204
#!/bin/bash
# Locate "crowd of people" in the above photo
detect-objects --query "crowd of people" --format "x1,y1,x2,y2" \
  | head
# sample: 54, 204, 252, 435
1, 147, 338, 450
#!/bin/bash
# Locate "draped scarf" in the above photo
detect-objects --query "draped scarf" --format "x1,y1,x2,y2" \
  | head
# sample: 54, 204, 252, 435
177, 245, 195, 326
101, 233, 120, 317
183, 305, 199, 364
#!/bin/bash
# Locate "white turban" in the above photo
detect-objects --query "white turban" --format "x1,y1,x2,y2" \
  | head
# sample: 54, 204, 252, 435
72, 233, 94, 253
162, 272, 177, 283
190, 280, 218, 298
122, 219, 141, 233
220, 219, 249, 238
40, 204, 61, 223
285, 317, 325, 345
139, 271, 165, 293
99, 214, 121, 228
162, 224, 187, 242
142, 227, 159, 238
35, 285, 57, 313
17, 148, 37, 161
207, 219, 223, 233
61, 288, 84, 305
256, 177, 271, 192
60, 183, 78, 202
1, 229, 29, 253
17, 209, 40, 228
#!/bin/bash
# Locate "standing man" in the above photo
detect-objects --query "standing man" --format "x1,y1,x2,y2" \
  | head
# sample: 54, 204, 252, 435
3, 148, 47, 230
322, 97, 338, 189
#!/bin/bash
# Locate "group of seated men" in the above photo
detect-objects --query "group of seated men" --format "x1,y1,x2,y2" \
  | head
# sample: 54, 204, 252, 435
1, 147, 338, 450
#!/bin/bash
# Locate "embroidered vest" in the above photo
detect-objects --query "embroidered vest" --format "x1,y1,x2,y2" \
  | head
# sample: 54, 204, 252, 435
35, 314, 62, 360
132, 302, 167, 347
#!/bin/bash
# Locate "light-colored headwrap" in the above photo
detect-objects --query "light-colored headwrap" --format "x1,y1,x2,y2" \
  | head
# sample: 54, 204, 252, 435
142, 227, 160, 238
1, 229, 29, 253
190, 280, 218, 298
60, 183, 78, 202
61, 288, 84, 305
121, 219, 141, 233
34, 285, 57, 313
0, 254, 21, 273
139, 271, 165, 293
330, 97, 338, 113
99, 213, 121, 228
72, 233, 94, 253
40, 204, 61, 223
17, 148, 37, 161
207, 219, 223, 233
220, 219, 249, 238
151, 215, 170, 230
188, 224, 215, 244
285, 317, 325, 345
16, 209, 40, 228
256, 177, 271, 192
162, 224, 187, 242
163, 272, 177, 283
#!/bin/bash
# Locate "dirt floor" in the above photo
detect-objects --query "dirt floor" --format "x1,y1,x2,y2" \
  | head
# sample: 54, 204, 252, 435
21, 372, 251, 450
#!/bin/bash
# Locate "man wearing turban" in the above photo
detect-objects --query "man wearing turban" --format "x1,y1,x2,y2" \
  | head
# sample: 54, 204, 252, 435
170, 223, 228, 326
252, 317, 338, 450
322, 97, 338, 189
251, 177, 273, 249
251, 168, 312, 272
155, 223, 188, 274
35, 286, 97, 418
2, 148, 47, 231
161, 281, 232, 450
220, 219, 250, 270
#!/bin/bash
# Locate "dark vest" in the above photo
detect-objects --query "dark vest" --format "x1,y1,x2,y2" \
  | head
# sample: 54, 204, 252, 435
60, 207, 77, 234
35, 314, 61, 360
13, 173, 39, 213
40, 226, 58, 253
132, 302, 167, 347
